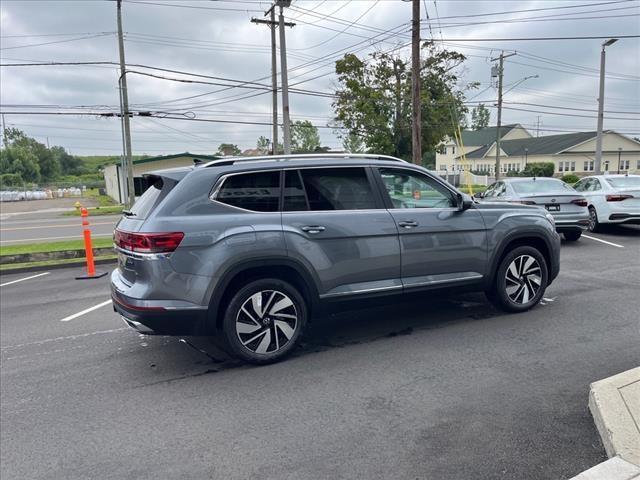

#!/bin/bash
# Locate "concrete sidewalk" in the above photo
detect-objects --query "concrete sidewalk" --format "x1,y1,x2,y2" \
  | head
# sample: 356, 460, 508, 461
571, 367, 640, 479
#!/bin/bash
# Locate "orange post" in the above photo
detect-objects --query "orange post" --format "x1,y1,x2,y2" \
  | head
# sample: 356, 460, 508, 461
76, 207, 107, 280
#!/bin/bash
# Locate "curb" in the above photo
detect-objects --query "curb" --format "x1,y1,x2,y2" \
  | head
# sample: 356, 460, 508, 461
0, 257, 117, 275
570, 367, 640, 480
570, 456, 640, 480
589, 367, 640, 466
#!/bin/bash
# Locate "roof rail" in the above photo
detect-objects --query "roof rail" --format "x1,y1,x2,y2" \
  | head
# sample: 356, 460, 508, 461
201, 153, 407, 168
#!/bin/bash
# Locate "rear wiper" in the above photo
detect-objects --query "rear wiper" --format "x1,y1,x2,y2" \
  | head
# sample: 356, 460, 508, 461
122, 210, 136, 217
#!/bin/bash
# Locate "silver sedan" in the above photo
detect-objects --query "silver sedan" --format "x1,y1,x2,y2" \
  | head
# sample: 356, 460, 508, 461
476, 177, 590, 241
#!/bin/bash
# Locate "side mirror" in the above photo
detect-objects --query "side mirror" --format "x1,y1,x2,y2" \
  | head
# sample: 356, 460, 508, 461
457, 193, 473, 211
475, 191, 485, 199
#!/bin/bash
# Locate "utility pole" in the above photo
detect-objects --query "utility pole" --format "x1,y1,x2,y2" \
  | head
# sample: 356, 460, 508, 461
595, 38, 618, 174
277, 0, 293, 154
491, 51, 516, 180
270, 7, 278, 155
251, 8, 294, 155
117, 0, 135, 208
411, 0, 421, 165
1, 113, 7, 147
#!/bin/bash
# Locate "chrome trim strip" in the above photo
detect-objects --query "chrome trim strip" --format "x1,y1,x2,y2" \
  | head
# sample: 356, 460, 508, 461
114, 246, 172, 260
319, 284, 402, 299
403, 274, 483, 289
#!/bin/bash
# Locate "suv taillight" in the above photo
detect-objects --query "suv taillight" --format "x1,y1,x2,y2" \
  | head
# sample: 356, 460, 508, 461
114, 230, 184, 253
571, 198, 588, 207
606, 194, 633, 202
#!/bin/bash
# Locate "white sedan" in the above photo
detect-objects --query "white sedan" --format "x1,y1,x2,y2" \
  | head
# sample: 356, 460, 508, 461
573, 174, 640, 232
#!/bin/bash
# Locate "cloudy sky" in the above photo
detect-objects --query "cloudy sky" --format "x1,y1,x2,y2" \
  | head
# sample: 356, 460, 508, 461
1, 0, 639, 156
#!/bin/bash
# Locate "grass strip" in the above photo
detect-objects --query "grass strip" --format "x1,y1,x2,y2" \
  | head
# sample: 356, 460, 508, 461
63, 205, 123, 216
0, 255, 117, 272
0, 237, 114, 256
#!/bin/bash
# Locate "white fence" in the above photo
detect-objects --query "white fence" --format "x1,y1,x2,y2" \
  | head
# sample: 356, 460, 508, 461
0, 188, 84, 202
435, 170, 492, 186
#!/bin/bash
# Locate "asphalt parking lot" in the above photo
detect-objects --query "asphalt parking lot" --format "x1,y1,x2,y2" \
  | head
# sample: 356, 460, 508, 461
1, 226, 639, 480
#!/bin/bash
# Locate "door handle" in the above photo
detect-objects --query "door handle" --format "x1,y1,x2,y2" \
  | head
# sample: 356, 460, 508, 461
301, 225, 325, 234
398, 220, 418, 228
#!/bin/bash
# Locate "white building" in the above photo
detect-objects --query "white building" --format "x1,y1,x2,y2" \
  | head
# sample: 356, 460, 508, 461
436, 126, 640, 177
103, 152, 220, 204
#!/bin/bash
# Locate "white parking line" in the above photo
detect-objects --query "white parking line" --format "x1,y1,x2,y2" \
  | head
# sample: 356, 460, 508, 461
0, 272, 50, 287
60, 299, 112, 322
582, 234, 624, 248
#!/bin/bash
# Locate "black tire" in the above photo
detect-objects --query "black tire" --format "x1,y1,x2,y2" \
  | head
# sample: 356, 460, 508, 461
588, 206, 600, 233
486, 245, 548, 313
221, 279, 307, 364
563, 230, 582, 241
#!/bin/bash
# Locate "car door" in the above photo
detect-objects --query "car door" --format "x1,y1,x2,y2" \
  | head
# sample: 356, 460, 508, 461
373, 167, 488, 290
281, 167, 402, 299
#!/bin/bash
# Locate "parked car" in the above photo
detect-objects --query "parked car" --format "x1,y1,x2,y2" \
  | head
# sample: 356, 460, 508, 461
475, 177, 589, 241
572, 174, 640, 232
111, 154, 560, 364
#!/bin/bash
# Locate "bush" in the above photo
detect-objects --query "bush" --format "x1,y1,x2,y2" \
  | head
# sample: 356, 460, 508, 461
521, 162, 555, 177
561, 174, 580, 185
0, 173, 24, 188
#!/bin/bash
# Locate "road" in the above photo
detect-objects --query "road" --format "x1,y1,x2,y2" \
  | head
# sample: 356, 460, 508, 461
1, 226, 639, 480
0, 213, 120, 245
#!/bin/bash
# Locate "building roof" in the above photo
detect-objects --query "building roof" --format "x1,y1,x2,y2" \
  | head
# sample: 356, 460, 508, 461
133, 152, 221, 165
464, 131, 606, 159
458, 124, 521, 147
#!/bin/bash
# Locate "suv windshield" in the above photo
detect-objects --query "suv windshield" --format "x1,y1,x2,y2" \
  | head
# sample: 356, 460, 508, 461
511, 179, 572, 194
606, 177, 640, 188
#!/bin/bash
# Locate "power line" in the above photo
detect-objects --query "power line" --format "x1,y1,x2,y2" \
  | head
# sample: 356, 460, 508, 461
0, 33, 115, 50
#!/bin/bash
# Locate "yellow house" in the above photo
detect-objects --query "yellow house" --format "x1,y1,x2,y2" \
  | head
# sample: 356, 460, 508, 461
103, 152, 220, 204
461, 130, 640, 177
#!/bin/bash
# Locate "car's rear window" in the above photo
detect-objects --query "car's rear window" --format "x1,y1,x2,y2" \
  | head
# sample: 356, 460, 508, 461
129, 178, 164, 219
606, 177, 640, 188
511, 179, 573, 194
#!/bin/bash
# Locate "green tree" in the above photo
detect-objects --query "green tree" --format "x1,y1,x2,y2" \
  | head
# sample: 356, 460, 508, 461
256, 136, 271, 154
51, 146, 86, 175
342, 133, 365, 153
4, 145, 41, 183
5, 128, 59, 181
470, 104, 490, 130
216, 143, 241, 156
290, 120, 321, 153
333, 42, 473, 160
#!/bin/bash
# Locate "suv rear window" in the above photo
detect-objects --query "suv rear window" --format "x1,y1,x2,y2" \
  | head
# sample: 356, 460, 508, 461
128, 177, 163, 219
215, 171, 280, 212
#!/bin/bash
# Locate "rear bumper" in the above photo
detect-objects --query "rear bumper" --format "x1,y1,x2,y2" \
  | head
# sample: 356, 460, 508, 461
607, 213, 640, 224
555, 220, 590, 233
110, 269, 209, 335
549, 232, 561, 284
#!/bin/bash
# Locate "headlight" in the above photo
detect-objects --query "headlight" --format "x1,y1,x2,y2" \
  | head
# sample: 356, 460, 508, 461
545, 212, 555, 226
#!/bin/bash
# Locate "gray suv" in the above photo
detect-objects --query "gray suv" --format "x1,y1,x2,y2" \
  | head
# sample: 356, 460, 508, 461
111, 154, 561, 364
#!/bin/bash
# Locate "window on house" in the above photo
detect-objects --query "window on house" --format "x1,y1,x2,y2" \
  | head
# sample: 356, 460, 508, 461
570, 161, 576, 172
451, 146, 456, 155
558, 162, 564, 172
621, 160, 630, 170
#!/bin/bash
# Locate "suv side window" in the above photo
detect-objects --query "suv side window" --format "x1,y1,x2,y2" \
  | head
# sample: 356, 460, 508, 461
494, 182, 507, 197
484, 183, 497, 198
379, 168, 456, 209
297, 168, 376, 211
214, 171, 280, 212
283, 170, 308, 212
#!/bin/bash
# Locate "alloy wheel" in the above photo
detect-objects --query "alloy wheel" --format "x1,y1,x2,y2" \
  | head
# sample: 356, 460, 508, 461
235, 290, 298, 355
505, 255, 542, 305
588, 208, 598, 232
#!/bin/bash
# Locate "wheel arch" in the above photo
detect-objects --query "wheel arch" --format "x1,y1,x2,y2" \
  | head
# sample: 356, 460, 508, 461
488, 232, 554, 288
208, 258, 320, 331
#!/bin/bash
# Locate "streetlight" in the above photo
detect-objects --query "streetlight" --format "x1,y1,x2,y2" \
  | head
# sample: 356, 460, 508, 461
594, 38, 618, 174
